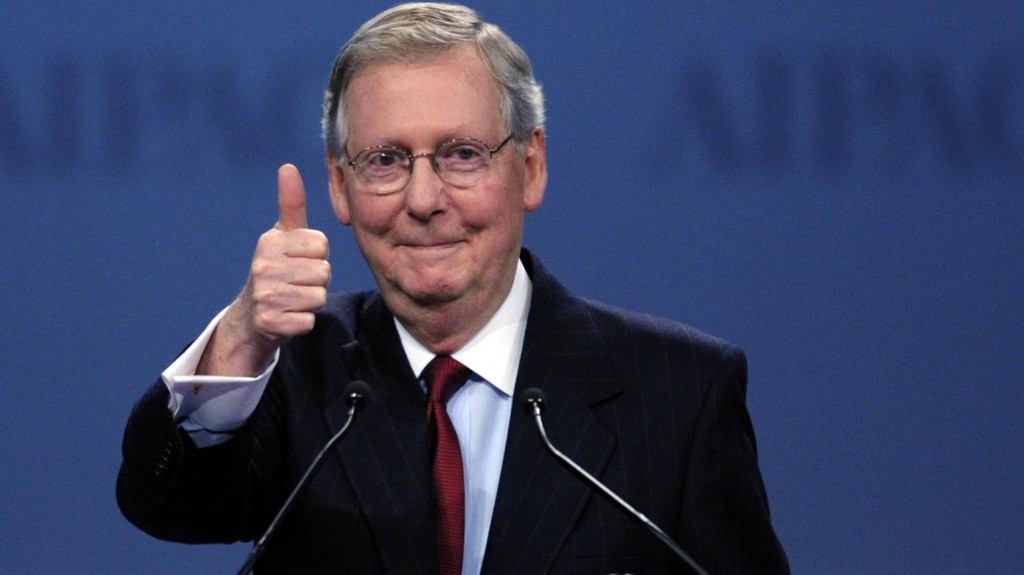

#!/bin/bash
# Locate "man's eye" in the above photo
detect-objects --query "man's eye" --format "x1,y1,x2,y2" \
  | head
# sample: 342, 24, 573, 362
369, 151, 400, 167
449, 146, 483, 161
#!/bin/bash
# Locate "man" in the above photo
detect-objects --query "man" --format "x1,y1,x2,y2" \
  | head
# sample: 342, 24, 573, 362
117, 3, 789, 574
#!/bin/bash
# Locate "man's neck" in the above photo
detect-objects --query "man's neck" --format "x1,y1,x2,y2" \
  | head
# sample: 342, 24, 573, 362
393, 259, 527, 356
396, 260, 532, 395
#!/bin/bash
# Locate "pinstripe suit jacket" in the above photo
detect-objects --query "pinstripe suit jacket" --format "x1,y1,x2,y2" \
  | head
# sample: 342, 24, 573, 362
117, 250, 789, 574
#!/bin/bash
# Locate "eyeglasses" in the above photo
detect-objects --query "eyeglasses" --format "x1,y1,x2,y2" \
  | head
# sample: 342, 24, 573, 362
344, 134, 514, 194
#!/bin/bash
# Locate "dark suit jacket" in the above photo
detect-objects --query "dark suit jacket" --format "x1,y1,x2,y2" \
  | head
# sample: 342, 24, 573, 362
117, 250, 789, 574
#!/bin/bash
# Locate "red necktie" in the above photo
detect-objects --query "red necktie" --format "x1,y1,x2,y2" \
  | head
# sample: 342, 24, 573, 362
424, 356, 470, 575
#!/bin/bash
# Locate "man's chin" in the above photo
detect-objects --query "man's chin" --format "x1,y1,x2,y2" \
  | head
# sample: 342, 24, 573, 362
388, 280, 462, 309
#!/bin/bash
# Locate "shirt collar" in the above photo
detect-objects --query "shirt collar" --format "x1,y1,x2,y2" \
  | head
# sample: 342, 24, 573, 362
396, 259, 532, 398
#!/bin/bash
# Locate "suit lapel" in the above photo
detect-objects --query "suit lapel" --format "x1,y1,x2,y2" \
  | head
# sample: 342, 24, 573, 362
482, 254, 623, 574
322, 294, 439, 575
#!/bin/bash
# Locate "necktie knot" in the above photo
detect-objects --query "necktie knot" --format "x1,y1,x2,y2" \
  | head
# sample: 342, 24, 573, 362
424, 355, 470, 404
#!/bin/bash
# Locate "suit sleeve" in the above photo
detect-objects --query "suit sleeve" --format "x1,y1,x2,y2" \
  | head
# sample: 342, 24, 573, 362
115, 378, 275, 543
677, 345, 790, 574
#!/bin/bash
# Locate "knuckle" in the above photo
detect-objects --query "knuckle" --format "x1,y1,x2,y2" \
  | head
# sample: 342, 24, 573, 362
250, 258, 275, 278
302, 230, 329, 255
253, 309, 277, 332
250, 285, 275, 304
255, 230, 282, 253
309, 229, 328, 243
257, 229, 277, 244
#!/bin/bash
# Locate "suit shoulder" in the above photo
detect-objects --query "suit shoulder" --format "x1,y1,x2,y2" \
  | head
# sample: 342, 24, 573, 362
581, 297, 744, 362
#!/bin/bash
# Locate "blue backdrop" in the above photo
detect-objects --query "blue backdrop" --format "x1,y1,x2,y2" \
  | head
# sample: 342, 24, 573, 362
2, 1, 1022, 572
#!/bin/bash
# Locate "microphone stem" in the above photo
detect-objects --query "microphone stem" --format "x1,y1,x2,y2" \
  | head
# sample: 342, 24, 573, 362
529, 408, 710, 575
236, 401, 360, 575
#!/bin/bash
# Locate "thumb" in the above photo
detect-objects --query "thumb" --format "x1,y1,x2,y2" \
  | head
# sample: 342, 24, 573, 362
276, 163, 308, 230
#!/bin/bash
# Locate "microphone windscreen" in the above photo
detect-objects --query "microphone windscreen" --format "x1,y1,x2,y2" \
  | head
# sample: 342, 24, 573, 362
344, 380, 372, 406
521, 387, 547, 413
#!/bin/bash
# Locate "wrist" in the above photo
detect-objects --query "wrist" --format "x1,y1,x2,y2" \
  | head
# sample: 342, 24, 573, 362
196, 303, 277, 377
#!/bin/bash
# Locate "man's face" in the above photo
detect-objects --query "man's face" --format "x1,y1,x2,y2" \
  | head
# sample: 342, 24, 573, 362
327, 46, 546, 339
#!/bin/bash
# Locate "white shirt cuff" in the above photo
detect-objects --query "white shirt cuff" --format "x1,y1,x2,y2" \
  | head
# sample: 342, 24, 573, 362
161, 307, 278, 447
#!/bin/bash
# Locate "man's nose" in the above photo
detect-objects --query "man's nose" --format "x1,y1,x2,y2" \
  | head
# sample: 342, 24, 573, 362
403, 154, 446, 219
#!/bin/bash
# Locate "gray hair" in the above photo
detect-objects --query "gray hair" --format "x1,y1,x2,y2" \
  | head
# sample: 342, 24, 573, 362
321, 2, 545, 158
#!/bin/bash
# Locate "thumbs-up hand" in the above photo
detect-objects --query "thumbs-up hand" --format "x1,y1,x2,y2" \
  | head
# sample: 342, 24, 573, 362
198, 164, 331, 376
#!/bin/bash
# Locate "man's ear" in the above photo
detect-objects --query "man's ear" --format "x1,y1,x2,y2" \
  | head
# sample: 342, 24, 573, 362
326, 151, 352, 226
522, 128, 547, 212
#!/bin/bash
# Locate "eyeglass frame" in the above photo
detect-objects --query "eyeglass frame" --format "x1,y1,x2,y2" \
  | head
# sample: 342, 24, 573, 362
342, 134, 515, 194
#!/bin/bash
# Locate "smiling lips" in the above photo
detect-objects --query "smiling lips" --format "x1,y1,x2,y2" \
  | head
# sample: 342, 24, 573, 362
400, 239, 465, 251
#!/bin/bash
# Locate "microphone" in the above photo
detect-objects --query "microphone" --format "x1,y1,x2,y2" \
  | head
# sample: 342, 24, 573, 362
522, 388, 709, 575
235, 380, 372, 575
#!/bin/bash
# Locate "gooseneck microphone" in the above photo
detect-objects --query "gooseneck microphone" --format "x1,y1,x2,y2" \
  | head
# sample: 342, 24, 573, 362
236, 380, 372, 575
521, 388, 710, 575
